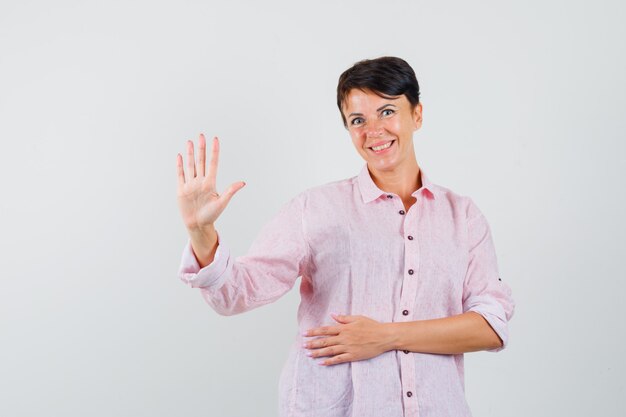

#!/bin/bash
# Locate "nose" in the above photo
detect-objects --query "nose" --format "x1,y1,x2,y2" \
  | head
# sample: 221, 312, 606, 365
365, 119, 384, 138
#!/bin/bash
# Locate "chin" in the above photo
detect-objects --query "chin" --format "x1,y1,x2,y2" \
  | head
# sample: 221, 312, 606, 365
369, 159, 398, 172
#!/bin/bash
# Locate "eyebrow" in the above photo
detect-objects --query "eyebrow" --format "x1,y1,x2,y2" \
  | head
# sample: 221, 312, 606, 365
348, 104, 398, 118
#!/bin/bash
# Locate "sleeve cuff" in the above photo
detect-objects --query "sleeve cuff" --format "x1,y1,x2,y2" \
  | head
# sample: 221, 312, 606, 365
178, 232, 231, 289
467, 304, 509, 353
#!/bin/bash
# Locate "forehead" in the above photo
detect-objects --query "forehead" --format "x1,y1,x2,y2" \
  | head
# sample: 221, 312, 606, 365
343, 88, 409, 112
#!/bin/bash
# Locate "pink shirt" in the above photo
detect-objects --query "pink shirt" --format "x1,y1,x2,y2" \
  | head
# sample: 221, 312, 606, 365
178, 163, 515, 417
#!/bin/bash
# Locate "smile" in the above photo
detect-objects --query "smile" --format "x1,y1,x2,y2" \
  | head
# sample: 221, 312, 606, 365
369, 140, 395, 153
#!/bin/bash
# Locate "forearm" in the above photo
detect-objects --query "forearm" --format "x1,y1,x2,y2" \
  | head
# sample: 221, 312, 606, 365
387, 311, 502, 354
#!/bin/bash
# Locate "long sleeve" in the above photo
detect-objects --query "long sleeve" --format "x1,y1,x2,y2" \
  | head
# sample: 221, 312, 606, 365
461, 198, 515, 352
177, 192, 311, 316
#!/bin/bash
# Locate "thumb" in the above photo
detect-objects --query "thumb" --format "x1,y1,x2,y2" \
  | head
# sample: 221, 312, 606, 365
221, 181, 246, 205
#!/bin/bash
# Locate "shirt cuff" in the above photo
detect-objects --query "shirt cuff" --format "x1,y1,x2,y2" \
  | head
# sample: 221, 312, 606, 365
467, 305, 509, 353
178, 232, 231, 289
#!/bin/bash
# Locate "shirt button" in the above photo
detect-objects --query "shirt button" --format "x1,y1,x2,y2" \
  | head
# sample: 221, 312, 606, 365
408, 269, 414, 275
387, 194, 393, 199
403, 350, 409, 354
402, 310, 409, 316
399, 210, 405, 215
407, 235, 413, 240
407, 391, 413, 397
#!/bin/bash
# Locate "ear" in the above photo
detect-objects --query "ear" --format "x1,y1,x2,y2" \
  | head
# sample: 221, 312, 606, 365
413, 103, 423, 131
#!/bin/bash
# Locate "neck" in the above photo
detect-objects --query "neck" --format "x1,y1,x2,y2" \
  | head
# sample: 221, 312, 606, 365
368, 157, 422, 202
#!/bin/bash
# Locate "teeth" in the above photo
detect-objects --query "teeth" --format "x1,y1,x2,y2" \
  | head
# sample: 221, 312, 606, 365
372, 141, 393, 151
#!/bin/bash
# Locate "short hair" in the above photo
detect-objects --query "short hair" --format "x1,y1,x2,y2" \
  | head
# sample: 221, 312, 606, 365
336, 56, 421, 127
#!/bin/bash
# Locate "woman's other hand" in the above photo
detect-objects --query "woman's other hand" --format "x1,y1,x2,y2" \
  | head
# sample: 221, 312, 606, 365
302, 314, 396, 366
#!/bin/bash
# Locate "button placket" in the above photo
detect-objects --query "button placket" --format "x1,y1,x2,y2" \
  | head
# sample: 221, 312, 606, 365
398, 202, 419, 415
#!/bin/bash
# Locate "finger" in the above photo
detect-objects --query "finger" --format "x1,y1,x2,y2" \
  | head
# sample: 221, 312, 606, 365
319, 353, 352, 366
207, 136, 219, 188
305, 325, 340, 337
305, 335, 339, 349
176, 153, 185, 187
198, 133, 206, 177
308, 344, 341, 359
220, 180, 246, 205
187, 140, 197, 178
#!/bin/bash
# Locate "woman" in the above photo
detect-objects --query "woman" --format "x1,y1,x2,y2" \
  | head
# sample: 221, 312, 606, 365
176, 56, 515, 417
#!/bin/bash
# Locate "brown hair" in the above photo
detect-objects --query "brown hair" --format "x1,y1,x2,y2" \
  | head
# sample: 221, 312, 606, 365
336, 56, 421, 127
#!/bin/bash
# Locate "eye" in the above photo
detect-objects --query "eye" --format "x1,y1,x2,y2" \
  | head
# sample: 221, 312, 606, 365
381, 108, 395, 117
350, 117, 365, 126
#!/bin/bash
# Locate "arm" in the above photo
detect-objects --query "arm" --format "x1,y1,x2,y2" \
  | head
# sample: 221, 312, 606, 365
179, 193, 311, 316
303, 311, 502, 365
389, 199, 514, 354
459, 199, 515, 352
176, 134, 311, 316
385, 311, 502, 354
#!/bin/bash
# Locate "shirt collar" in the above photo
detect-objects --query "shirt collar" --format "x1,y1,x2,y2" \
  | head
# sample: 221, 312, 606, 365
357, 163, 438, 204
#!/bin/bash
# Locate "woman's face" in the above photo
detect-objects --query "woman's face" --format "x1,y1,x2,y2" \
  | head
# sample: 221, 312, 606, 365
342, 88, 422, 173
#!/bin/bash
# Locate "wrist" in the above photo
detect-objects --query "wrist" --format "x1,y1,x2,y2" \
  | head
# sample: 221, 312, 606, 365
188, 225, 219, 268
383, 322, 403, 352
188, 222, 216, 237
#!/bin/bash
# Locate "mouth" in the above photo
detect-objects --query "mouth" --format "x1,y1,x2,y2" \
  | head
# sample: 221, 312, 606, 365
368, 140, 396, 154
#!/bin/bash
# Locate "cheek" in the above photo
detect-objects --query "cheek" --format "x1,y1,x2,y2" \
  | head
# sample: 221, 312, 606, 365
350, 132, 366, 149
390, 119, 405, 133
391, 119, 412, 138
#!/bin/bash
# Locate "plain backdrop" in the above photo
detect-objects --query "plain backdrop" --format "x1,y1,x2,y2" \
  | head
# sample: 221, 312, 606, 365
1, 0, 625, 416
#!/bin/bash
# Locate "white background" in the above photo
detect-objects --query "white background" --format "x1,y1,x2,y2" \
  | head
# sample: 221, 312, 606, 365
1, 0, 624, 416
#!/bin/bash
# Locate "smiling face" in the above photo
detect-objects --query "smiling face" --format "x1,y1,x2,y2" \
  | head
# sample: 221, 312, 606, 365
342, 88, 423, 173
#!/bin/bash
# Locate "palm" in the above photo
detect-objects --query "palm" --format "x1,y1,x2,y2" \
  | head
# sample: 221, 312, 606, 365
176, 133, 245, 231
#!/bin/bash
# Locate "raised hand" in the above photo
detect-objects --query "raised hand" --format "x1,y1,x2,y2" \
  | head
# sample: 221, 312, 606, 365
176, 134, 245, 265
